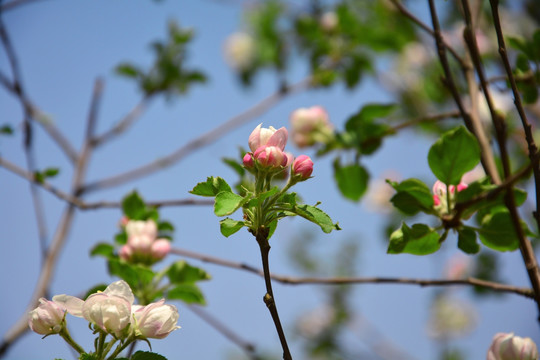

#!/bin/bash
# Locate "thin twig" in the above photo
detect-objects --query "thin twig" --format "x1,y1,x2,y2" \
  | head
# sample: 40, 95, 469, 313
1, 79, 103, 355
489, 0, 540, 320
186, 305, 260, 360
255, 230, 292, 360
426, 0, 501, 184
0, 70, 78, 163
92, 95, 153, 147
81, 77, 313, 193
388, 0, 465, 67
0, 0, 47, 12
0, 158, 215, 209
0, 15, 50, 261
169, 247, 534, 299
390, 110, 461, 132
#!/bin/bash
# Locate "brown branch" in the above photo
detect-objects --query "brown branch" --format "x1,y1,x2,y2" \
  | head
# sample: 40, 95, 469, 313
0, 158, 215, 210
489, 0, 540, 320
92, 95, 153, 147
186, 305, 261, 360
169, 247, 535, 299
0, 71, 78, 163
0, 0, 48, 12
426, 0, 501, 184
80, 77, 313, 193
0, 79, 103, 356
388, 0, 465, 67
390, 110, 461, 132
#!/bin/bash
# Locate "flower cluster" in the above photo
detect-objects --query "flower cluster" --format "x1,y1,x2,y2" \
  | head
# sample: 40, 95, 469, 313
487, 332, 539, 360
119, 219, 171, 265
289, 106, 334, 148
29, 281, 179, 358
243, 123, 313, 181
432, 179, 468, 216
30, 280, 179, 340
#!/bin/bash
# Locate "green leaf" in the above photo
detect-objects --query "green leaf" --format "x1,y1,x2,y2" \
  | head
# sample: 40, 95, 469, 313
122, 191, 146, 220
168, 284, 206, 305
222, 157, 246, 177
387, 223, 441, 255
158, 220, 174, 232
333, 160, 369, 201
43, 168, 60, 178
90, 243, 115, 258
115, 63, 141, 78
167, 260, 211, 284
83, 284, 107, 299
388, 178, 434, 215
246, 187, 278, 208
0, 124, 13, 135
220, 218, 245, 237
190, 177, 232, 197
458, 227, 480, 254
79, 354, 99, 360
478, 210, 520, 251
115, 232, 127, 245
214, 191, 246, 216
344, 103, 395, 154
292, 204, 341, 233
108, 259, 155, 289
428, 126, 480, 185
131, 351, 167, 360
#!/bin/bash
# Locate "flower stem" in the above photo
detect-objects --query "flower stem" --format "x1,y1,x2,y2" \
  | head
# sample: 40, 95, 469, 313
59, 327, 85, 355
106, 336, 134, 360
255, 229, 292, 360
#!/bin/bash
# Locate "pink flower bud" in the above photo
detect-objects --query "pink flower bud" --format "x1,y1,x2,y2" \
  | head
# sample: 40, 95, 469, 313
433, 194, 441, 206
151, 239, 171, 260
253, 146, 288, 168
28, 298, 65, 335
132, 299, 180, 339
487, 332, 539, 360
292, 155, 313, 180
248, 124, 288, 152
119, 216, 129, 227
119, 244, 133, 261
290, 106, 333, 148
243, 153, 254, 168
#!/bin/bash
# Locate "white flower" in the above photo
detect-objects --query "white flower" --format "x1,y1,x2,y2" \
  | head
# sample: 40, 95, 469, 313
132, 299, 180, 339
28, 298, 66, 335
224, 32, 255, 71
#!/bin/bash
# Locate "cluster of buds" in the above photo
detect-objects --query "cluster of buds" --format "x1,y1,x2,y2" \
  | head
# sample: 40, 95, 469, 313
119, 219, 171, 265
487, 332, 538, 360
29, 281, 179, 340
243, 124, 313, 181
289, 106, 334, 148
432, 180, 468, 216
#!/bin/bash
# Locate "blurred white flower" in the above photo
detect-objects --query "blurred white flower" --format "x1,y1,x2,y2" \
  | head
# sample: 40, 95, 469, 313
427, 295, 477, 340
223, 32, 255, 71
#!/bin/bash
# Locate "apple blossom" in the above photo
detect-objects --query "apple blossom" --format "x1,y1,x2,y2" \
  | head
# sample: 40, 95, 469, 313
432, 179, 468, 214
320, 12, 338, 32
253, 145, 288, 168
487, 332, 539, 360
127, 234, 154, 253
28, 298, 66, 335
151, 239, 171, 260
292, 155, 313, 180
223, 32, 255, 71
125, 219, 158, 239
132, 299, 180, 339
54, 280, 135, 339
119, 244, 133, 261
290, 106, 333, 148
248, 123, 288, 152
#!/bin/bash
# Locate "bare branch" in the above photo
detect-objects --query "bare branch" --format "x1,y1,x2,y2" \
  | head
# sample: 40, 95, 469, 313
488, 0, 540, 320
186, 305, 261, 360
81, 77, 313, 193
92, 95, 153, 147
170, 247, 535, 299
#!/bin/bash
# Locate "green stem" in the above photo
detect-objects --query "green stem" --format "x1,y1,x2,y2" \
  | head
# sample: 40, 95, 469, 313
101, 338, 118, 360
255, 229, 292, 360
59, 327, 85, 355
106, 336, 135, 360
96, 331, 106, 358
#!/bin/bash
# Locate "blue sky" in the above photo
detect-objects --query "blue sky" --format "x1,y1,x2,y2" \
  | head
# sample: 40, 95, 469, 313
1, 1, 538, 359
